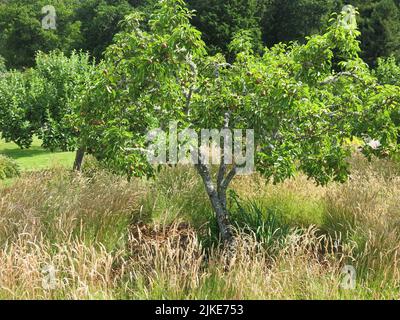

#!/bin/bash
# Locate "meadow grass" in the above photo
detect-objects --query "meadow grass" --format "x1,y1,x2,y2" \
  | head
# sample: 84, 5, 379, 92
0, 154, 399, 299
0, 137, 75, 172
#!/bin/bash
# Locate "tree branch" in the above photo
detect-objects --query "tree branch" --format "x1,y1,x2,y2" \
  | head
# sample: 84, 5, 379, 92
221, 165, 237, 191
319, 72, 366, 86
182, 54, 198, 116
217, 110, 232, 190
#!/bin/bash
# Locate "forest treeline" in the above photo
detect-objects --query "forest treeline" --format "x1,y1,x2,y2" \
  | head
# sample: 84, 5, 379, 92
0, 0, 399, 69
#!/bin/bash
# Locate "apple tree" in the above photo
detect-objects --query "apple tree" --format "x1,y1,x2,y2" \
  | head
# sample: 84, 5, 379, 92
30, 51, 95, 170
80, 0, 399, 244
0, 51, 95, 170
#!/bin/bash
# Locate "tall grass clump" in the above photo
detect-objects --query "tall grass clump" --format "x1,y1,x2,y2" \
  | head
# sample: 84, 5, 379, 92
123, 225, 398, 300
0, 235, 123, 299
139, 166, 218, 244
229, 191, 292, 250
232, 174, 326, 227
0, 168, 146, 250
324, 153, 400, 286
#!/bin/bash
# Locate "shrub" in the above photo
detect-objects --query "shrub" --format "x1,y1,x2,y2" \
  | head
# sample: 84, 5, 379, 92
0, 155, 19, 180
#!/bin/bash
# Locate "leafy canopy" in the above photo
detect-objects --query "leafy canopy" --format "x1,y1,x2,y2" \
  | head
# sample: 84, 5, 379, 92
80, 0, 399, 185
0, 51, 94, 151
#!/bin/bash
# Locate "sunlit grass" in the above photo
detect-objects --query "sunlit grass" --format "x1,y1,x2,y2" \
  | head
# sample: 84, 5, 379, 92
0, 154, 399, 299
0, 137, 75, 172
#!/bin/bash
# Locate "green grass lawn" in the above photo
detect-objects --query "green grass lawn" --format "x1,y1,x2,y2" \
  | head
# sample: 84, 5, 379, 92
0, 137, 75, 171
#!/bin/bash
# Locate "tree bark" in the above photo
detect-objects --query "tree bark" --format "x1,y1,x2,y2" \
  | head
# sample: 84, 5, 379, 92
196, 163, 235, 245
73, 147, 85, 171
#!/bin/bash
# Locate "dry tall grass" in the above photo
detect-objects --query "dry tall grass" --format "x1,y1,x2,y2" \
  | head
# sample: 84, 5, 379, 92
324, 154, 400, 288
0, 155, 399, 300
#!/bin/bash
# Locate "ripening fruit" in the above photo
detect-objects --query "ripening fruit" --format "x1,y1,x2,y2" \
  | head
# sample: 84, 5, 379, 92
161, 43, 168, 49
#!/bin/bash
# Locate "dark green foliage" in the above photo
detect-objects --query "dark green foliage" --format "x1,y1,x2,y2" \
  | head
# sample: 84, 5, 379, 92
187, 0, 400, 63
0, 0, 82, 69
262, 0, 338, 47
0, 55, 6, 73
1, 0, 399, 68
0, 0, 147, 69
349, 0, 400, 65
186, 0, 266, 56
73, 0, 138, 62
230, 191, 291, 247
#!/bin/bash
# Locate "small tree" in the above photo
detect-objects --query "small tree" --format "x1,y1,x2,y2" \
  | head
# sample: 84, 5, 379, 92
0, 51, 95, 170
81, 0, 399, 244
30, 51, 95, 170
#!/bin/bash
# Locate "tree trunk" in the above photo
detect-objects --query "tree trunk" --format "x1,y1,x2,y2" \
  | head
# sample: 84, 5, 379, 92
195, 111, 237, 247
196, 163, 235, 245
73, 147, 85, 171
210, 188, 234, 244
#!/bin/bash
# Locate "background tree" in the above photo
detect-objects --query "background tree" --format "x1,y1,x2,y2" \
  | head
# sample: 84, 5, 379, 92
72, 0, 146, 62
0, 0, 82, 69
0, 55, 6, 73
31, 51, 95, 170
262, 0, 400, 65
186, 0, 266, 56
0, 0, 147, 69
349, 0, 400, 65
1, 0, 399, 68
0, 50, 95, 169
262, 0, 337, 47
80, 0, 399, 244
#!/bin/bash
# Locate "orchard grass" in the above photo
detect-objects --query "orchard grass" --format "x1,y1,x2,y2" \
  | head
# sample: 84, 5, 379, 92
0, 136, 75, 172
0, 154, 399, 299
